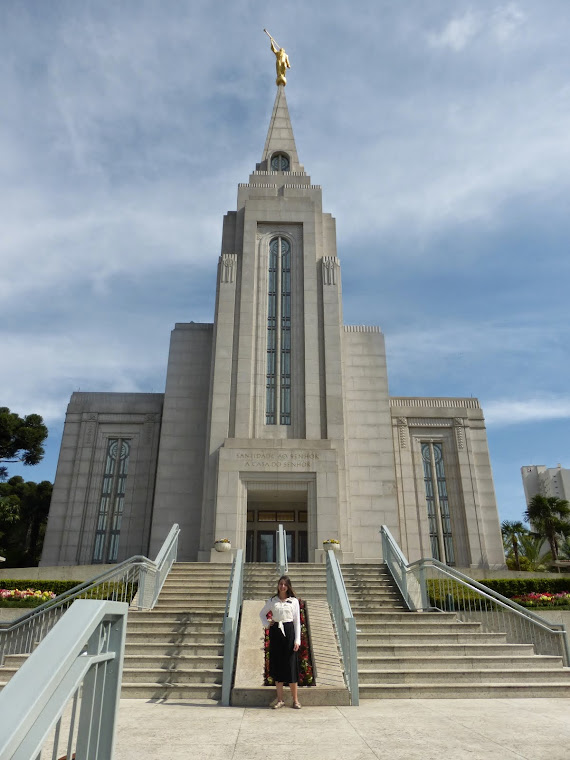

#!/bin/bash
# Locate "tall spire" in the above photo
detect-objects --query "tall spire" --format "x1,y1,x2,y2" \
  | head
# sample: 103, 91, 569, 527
260, 86, 303, 173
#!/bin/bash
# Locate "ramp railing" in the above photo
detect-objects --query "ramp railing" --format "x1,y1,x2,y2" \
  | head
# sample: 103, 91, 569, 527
380, 525, 570, 665
0, 523, 179, 665
0, 599, 127, 760
221, 548, 244, 706
326, 549, 359, 705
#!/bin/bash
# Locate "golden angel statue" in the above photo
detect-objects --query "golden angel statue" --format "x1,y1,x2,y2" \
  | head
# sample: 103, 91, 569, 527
264, 29, 290, 86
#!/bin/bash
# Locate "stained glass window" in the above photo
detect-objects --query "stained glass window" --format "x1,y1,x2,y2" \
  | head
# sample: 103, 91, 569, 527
270, 153, 290, 171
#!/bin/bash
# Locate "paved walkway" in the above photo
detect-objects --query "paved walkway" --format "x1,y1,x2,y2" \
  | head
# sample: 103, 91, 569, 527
115, 698, 570, 760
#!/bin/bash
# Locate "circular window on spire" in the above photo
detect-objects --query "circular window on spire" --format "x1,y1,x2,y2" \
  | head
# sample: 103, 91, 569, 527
271, 153, 290, 172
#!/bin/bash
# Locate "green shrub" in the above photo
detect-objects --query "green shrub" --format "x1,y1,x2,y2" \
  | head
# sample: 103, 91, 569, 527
0, 597, 47, 609
480, 578, 570, 597
0, 579, 138, 605
0, 579, 80, 595
426, 577, 570, 610
77, 581, 138, 604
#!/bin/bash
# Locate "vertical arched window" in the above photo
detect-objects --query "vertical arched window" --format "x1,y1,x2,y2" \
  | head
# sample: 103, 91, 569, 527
421, 442, 454, 565
266, 237, 292, 425
93, 438, 130, 563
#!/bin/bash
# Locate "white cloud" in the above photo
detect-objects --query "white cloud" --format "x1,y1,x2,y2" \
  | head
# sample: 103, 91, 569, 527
484, 397, 570, 426
429, 11, 481, 51
492, 4, 526, 42
428, 4, 526, 52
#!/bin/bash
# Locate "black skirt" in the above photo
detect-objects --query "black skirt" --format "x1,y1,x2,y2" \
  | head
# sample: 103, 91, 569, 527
269, 621, 299, 684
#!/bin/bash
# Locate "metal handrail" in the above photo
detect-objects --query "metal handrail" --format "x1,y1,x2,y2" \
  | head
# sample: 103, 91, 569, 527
326, 549, 359, 705
380, 525, 570, 666
276, 523, 288, 575
0, 524, 179, 664
221, 548, 244, 706
0, 599, 128, 760
381, 525, 415, 610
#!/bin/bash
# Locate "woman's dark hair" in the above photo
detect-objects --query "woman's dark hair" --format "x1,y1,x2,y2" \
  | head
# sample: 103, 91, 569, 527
276, 575, 296, 598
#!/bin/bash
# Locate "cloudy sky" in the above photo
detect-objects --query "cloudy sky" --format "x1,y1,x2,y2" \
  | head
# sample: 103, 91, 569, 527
2, 1, 569, 525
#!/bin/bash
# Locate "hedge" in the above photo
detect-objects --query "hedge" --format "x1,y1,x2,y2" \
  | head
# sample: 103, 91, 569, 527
427, 577, 570, 610
480, 578, 570, 597
0, 579, 80, 595
0, 580, 138, 605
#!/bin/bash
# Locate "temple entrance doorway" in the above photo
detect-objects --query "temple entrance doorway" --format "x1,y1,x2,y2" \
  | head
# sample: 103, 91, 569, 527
246, 488, 308, 563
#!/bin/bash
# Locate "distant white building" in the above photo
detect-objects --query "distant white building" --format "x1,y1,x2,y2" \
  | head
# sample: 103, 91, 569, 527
521, 464, 570, 505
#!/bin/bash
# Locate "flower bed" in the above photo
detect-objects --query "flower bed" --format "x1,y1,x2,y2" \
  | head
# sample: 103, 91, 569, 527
511, 591, 570, 609
264, 599, 314, 686
0, 588, 56, 608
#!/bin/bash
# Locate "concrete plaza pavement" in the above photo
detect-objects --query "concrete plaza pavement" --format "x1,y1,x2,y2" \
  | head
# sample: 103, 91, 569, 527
114, 697, 570, 760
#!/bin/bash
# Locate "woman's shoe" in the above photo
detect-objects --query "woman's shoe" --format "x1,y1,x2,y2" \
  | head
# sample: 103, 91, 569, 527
292, 702, 302, 709
272, 700, 285, 709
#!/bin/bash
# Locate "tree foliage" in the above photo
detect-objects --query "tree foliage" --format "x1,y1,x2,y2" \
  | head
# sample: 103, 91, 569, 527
0, 407, 48, 480
512, 533, 552, 572
501, 520, 527, 571
524, 494, 570, 562
0, 476, 52, 566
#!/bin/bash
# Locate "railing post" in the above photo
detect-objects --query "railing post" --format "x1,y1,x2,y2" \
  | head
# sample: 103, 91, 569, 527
222, 549, 244, 706
137, 563, 147, 611
276, 524, 288, 576
418, 561, 429, 610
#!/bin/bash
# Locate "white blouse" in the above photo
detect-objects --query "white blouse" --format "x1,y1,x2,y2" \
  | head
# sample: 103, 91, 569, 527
259, 596, 301, 646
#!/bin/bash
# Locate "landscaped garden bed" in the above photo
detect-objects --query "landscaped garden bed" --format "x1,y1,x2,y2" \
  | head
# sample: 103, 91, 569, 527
0, 588, 56, 608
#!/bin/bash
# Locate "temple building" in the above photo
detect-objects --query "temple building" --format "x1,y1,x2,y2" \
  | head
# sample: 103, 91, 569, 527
41, 82, 505, 570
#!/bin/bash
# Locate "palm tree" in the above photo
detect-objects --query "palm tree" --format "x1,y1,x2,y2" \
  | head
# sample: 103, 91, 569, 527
524, 495, 570, 561
501, 520, 527, 570
516, 533, 551, 572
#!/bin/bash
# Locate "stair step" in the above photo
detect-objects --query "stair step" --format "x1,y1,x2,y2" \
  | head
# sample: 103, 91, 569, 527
123, 654, 223, 669
357, 655, 564, 670
127, 622, 222, 634
126, 632, 223, 644
122, 668, 223, 684
358, 683, 570, 699
355, 622, 483, 633
356, 632, 508, 644
121, 682, 222, 699
358, 668, 570, 684
356, 643, 537, 657
125, 643, 224, 656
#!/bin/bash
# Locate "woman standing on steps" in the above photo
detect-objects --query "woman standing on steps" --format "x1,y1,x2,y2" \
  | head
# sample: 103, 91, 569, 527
259, 575, 301, 709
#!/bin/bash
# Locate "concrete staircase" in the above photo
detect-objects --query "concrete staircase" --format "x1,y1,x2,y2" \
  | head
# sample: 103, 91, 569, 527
243, 562, 327, 601
121, 562, 231, 699
344, 564, 570, 698
239, 562, 349, 705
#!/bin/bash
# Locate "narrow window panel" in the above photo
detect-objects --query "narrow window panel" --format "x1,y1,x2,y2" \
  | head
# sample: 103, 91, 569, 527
93, 438, 130, 563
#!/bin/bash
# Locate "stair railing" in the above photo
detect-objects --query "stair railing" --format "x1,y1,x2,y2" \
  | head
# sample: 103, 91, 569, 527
326, 549, 359, 705
221, 548, 244, 706
0, 599, 127, 760
380, 525, 570, 665
276, 523, 288, 575
0, 523, 179, 665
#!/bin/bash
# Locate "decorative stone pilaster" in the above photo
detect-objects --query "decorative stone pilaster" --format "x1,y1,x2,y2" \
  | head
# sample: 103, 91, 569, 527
83, 413, 98, 446
220, 253, 237, 284
398, 417, 409, 449
322, 256, 339, 286
453, 418, 465, 450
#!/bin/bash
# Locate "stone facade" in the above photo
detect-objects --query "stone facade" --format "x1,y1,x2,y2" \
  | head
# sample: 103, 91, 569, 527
41, 86, 505, 569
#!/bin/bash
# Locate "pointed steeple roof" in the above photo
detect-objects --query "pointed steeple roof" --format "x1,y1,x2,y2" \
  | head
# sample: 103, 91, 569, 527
260, 86, 303, 173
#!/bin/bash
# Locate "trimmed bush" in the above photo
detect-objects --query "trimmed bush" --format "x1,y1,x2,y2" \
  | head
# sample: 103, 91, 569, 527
0, 579, 80, 595
480, 578, 570, 597
427, 577, 570, 610
0, 580, 138, 606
